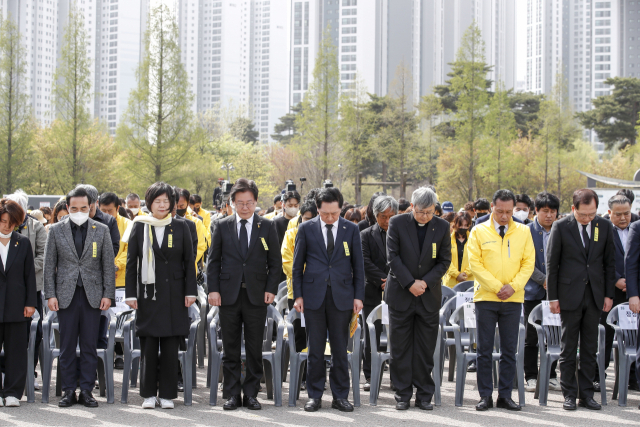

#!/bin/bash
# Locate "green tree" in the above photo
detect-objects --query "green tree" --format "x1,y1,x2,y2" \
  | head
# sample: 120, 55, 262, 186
230, 117, 259, 144
482, 81, 516, 189
577, 76, 640, 150
294, 26, 340, 186
509, 91, 543, 137
0, 15, 35, 193
271, 103, 301, 144
117, 4, 194, 183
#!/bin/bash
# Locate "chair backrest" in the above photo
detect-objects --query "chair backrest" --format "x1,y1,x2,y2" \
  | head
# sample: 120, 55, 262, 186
115, 310, 134, 335
276, 286, 287, 302
275, 295, 288, 316
441, 286, 456, 307
449, 304, 476, 339
278, 281, 287, 292
452, 280, 474, 293
607, 303, 638, 352
440, 296, 458, 326
188, 304, 201, 325
365, 304, 391, 351
529, 303, 561, 349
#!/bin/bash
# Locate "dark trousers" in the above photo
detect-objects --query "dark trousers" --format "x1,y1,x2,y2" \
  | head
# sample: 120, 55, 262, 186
305, 285, 352, 400
363, 304, 383, 381
29, 291, 43, 376
597, 297, 636, 384
524, 299, 557, 381
219, 288, 267, 398
139, 335, 180, 399
0, 322, 28, 399
476, 301, 521, 398
287, 299, 307, 353
559, 287, 600, 399
389, 298, 439, 402
57, 287, 101, 392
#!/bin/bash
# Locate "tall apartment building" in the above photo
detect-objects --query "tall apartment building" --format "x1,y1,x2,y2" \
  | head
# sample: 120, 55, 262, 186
291, 0, 516, 110
178, 0, 290, 143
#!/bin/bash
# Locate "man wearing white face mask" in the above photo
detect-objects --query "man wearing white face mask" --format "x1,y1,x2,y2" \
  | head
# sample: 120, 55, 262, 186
274, 191, 301, 248
43, 187, 116, 408
126, 193, 146, 217
514, 194, 533, 225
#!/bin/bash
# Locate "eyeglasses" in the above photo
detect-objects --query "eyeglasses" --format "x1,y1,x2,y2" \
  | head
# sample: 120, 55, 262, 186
413, 209, 435, 218
235, 201, 256, 208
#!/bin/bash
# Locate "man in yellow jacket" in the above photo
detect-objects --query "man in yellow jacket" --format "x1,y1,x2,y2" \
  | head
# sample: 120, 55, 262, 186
189, 194, 212, 233
468, 190, 535, 412
176, 188, 208, 271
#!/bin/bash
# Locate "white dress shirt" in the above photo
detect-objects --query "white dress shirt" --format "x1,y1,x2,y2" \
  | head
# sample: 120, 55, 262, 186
154, 226, 166, 247
236, 213, 253, 246
319, 218, 338, 248
578, 221, 591, 247
493, 219, 508, 235
0, 240, 9, 269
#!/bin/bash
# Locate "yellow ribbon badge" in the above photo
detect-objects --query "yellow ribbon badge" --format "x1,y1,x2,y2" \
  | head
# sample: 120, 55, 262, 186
594, 226, 599, 242
92, 242, 97, 258
168, 234, 173, 248
432, 243, 437, 258
343, 241, 350, 256
261, 237, 269, 251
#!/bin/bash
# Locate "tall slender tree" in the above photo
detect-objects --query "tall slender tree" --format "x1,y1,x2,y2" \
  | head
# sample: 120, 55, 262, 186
483, 81, 516, 190
117, 4, 194, 183
0, 15, 34, 193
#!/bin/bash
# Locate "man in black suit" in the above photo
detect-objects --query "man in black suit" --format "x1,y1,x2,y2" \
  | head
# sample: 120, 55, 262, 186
547, 189, 616, 411
360, 195, 398, 392
207, 178, 282, 411
292, 187, 365, 413
385, 187, 451, 410
595, 195, 638, 390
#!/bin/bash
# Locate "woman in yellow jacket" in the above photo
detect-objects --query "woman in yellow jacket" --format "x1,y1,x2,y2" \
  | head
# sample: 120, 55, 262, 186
444, 212, 474, 288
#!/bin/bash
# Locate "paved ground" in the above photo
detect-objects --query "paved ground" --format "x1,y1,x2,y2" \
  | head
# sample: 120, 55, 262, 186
0, 359, 638, 426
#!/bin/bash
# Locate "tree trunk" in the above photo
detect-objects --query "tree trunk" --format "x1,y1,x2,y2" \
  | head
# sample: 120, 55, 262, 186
382, 162, 388, 194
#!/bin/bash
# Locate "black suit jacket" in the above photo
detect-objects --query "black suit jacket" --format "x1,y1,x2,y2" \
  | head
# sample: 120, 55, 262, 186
546, 214, 616, 311
361, 224, 388, 307
124, 218, 197, 337
612, 227, 628, 303
175, 216, 198, 260
0, 232, 37, 323
207, 213, 282, 306
384, 213, 452, 313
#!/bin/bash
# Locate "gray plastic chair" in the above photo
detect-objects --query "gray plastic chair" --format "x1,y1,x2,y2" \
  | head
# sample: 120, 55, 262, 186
42, 310, 115, 404
452, 280, 475, 293
196, 284, 208, 368
275, 295, 290, 381
121, 305, 200, 405
276, 286, 288, 304
449, 304, 525, 407
607, 303, 636, 407
21, 311, 40, 403
366, 304, 391, 406
206, 306, 223, 405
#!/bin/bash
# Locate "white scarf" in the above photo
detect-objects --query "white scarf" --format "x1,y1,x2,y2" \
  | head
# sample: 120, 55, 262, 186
121, 214, 172, 290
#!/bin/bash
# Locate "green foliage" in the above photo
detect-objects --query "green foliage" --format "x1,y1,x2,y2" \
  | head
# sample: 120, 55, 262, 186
509, 91, 543, 137
271, 103, 301, 144
577, 76, 640, 150
229, 117, 259, 144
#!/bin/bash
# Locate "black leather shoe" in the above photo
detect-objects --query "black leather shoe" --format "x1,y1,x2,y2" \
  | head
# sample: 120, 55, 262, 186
78, 390, 98, 408
563, 397, 577, 410
578, 397, 601, 410
331, 398, 354, 412
496, 397, 521, 411
243, 395, 261, 410
396, 401, 410, 410
467, 362, 477, 372
223, 395, 242, 410
476, 396, 493, 411
415, 399, 433, 410
304, 398, 321, 412
58, 390, 77, 407
177, 380, 184, 393
593, 381, 601, 392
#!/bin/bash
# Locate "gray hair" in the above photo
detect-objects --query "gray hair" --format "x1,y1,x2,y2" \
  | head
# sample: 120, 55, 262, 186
6, 189, 28, 211
373, 195, 399, 217
75, 184, 99, 205
608, 194, 631, 210
411, 187, 438, 210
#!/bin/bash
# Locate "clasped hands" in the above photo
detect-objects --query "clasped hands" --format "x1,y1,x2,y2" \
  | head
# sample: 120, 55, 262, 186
496, 284, 515, 301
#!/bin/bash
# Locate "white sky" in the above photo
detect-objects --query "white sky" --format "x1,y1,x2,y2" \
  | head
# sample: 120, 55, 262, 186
516, 0, 527, 83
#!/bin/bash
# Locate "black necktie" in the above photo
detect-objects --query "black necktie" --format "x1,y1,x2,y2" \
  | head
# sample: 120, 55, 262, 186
582, 224, 590, 254
239, 219, 248, 258
499, 225, 505, 239
381, 230, 387, 252
73, 224, 84, 258
326, 224, 334, 259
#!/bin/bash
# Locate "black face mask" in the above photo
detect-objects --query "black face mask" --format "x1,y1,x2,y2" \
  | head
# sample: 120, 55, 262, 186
457, 228, 468, 236
176, 208, 187, 217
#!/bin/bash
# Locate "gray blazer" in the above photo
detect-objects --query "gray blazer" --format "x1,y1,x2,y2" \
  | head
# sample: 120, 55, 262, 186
17, 217, 48, 291
43, 217, 116, 310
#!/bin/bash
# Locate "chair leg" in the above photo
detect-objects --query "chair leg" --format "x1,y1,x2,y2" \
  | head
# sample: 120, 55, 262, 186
41, 353, 53, 404
183, 354, 192, 406
288, 355, 299, 407
351, 356, 360, 408
448, 345, 456, 382
368, 357, 379, 406
121, 353, 131, 404
455, 355, 466, 407
273, 356, 282, 407
97, 357, 106, 397
618, 356, 628, 407
613, 348, 620, 401
264, 360, 274, 399
131, 358, 139, 387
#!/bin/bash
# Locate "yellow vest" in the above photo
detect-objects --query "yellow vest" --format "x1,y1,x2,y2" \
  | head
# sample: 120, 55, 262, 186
281, 226, 299, 300
114, 213, 131, 288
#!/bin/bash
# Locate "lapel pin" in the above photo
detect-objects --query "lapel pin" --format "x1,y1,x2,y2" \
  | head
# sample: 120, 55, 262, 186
92, 226, 96, 229
258, 223, 261, 228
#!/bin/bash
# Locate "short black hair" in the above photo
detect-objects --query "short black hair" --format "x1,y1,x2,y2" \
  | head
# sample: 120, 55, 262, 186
617, 189, 635, 204
273, 194, 282, 204
434, 203, 443, 216
315, 187, 344, 209
573, 188, 598, 209
398, 197, 410, 211
492, 189, 516, 206
299, 200, 318, 218
145, 182, 175, 214
283, 191, 301, 204
98, 192, 120, 207
190, 194, 202, 205
340, 203, 355, 217
176, 187, 191, 203
365, 192, 386, 224
534, 191, 560, 212
474, 198, 491, 211
515, 194, 533, 209
304, 188, 321, 203
66, 186, 94, 206
230, 178, 259, 202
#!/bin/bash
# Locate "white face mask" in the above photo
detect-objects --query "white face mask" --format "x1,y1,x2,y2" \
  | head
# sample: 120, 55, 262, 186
285, 207, 299, 218
129, 208, 139, 215
69, 211, 90, 226
0, 231, 11, 239
513, 210, 529, 222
